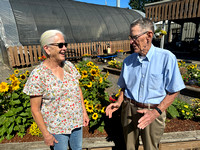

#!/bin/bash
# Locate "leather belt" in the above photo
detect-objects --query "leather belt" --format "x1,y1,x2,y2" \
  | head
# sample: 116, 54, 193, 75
124, 97, 159, 109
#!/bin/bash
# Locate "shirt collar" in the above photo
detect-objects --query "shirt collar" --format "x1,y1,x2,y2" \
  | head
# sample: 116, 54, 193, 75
136, 44, 154, 62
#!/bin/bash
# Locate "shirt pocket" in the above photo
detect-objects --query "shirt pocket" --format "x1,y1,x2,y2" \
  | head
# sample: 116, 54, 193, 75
149, 74, 163, 90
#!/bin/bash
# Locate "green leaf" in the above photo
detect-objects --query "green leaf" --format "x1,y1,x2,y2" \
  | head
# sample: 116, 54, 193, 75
13, 107, 23, 114
0, 126, 7, 136
15, 116, 22, 124
14, 125, 19, 131
11, 93, 19, 99
97, 126, 104, 132
167, 105, 180, 118
4, 110, 14, 117
9, 99, 21, 106
0, 136, 5, 143
19, 112, 29, 116
7, 123, 15, 135
6, 134, 14, 140
17, 132, 25, 138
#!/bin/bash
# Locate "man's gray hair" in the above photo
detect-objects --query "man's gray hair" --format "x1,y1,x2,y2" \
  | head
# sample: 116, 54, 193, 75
130, 18, 154, 33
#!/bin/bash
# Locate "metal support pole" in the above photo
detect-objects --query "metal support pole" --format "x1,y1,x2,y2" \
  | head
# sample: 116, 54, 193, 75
160, 20, 166, 49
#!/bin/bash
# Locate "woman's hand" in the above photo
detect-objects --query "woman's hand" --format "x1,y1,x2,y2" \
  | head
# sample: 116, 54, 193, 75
83, 112, 89, 126
43, 133, 58, 146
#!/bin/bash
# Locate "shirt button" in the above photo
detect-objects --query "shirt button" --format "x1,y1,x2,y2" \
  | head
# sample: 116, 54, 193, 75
142, 75, 145, 78
141, 85, 143, 88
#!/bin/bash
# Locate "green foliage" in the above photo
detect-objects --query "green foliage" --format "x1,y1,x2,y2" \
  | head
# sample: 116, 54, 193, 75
167, 99, 193, 120
76, 61, 111, 132
0, 70, 33, 142
129, 0, 161, 12
191, 98, 200, 120
178, 60, 200, 86
108, 60, 122, 70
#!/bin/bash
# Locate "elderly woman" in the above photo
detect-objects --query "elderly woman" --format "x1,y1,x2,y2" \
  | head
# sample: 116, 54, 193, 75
23, 30, 89, 150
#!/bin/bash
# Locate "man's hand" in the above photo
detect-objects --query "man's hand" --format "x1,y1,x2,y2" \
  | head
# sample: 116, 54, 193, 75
83, 112, 89, 126
43, 133, 58, 146
105, 102, 121, 118
137, 109, 160, 129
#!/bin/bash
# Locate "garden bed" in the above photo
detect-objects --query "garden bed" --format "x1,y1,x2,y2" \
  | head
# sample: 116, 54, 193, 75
1, 118, 199, 144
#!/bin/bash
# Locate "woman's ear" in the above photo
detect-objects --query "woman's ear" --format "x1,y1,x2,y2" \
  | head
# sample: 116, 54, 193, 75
43, 45, 51, 56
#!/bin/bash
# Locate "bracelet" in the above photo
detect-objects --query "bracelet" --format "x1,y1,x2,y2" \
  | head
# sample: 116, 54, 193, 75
155, 107, 162, 115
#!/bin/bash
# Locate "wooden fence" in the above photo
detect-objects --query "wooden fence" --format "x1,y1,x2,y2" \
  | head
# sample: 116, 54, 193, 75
7, 40, 130, 68
145, 0, 200, 22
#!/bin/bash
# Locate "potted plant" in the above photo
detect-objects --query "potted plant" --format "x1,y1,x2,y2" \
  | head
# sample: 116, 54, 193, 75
82, 54, 92, 61
116, 50, 123, 58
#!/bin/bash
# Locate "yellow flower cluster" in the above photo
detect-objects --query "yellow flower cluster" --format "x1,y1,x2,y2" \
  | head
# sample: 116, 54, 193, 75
108, 60, 122, 70
116, 49, 123, 53
29, 122, 42, 137
0, 69, 29, 93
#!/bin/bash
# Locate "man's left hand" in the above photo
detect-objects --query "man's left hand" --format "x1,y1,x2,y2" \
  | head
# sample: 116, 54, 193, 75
137, 109, 160, 129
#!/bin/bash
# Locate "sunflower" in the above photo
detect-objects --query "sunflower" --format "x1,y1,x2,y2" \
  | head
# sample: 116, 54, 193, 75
86, 104, 94, 113
81, 70, 88, 78
84, 99, 89, 105
0, 82, 9, 93
11, 79, 21, 91
9, 74, 17, 81
87, 82, 92, 88
20, 74, 26, 80
25, 70, 29, 76
92, 113, 98, 120
95, 104, 102, 110
104, 72, 109, 79
101, 107, 105, 113
86, 61, 94, 67
14, 69, 19, 75
90, 69, 98, 76
99, 77, 103, 83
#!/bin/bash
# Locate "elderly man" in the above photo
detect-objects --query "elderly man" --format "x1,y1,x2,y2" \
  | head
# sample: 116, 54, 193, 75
105, 18, 185, 150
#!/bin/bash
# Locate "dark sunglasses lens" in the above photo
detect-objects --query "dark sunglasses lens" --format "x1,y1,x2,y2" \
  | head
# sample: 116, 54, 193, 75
58, 43, 67, 48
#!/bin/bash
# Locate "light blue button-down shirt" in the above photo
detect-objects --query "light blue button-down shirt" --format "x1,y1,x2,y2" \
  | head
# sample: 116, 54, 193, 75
117, 44, 185, 104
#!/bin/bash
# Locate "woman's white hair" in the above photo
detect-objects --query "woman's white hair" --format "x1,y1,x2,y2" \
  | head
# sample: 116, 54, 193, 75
40, 29, 65, 56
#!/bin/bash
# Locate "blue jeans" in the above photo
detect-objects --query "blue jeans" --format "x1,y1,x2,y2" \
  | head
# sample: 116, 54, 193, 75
52, 127, 82, 150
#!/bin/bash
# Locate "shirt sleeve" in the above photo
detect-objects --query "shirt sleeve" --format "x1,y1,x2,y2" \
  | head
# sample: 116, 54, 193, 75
117, 62, 126, 89
23, 68, 45, 96
165, 55, 185, 93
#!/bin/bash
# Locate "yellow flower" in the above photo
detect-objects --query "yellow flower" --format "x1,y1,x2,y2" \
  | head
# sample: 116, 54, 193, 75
11, 79, 21, 91
84, 99, 89, 105
186, 112, 190, 115
178, 62, 181, 67
86, 104, 94, 113
87, 61, 94, 67
101, 107, 105, 113
182, 110, 185, 113
0, 82, 9, 93
25, 70, 29, 76
87, 82, 92, 88
14, 69, 19, 75
92, 113, 98, 120
95, 104, 102, 110
9, 74, 17, 81
90, 69, 98, 76
184, 105, 188, 108
104, 72, 109, 79
20, 74, 26, 80
99, 77, 103, 83
81, 70, 88, 78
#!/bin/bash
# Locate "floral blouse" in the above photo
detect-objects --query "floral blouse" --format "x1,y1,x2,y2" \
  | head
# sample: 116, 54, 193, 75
23, 61, 83, 134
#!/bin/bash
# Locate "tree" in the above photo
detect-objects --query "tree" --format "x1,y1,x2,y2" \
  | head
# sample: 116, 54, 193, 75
129, 0, 161, 12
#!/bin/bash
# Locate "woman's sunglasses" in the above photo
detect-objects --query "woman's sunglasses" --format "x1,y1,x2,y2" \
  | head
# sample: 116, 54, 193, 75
49, 43, 68, 48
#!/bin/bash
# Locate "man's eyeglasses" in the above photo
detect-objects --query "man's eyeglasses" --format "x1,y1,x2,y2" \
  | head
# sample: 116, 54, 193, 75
49, 43, 68, 48
129, 31, 148, 41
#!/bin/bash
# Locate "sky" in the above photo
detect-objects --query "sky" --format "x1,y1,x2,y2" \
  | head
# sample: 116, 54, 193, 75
74, 0, 131, 9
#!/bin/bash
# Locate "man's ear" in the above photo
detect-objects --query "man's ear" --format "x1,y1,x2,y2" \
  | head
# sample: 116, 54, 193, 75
146, 31, 153, 44
43, 45, 51, 56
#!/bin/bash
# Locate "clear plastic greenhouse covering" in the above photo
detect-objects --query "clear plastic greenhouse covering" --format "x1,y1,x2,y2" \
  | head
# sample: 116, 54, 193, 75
0, 0, 144, 47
